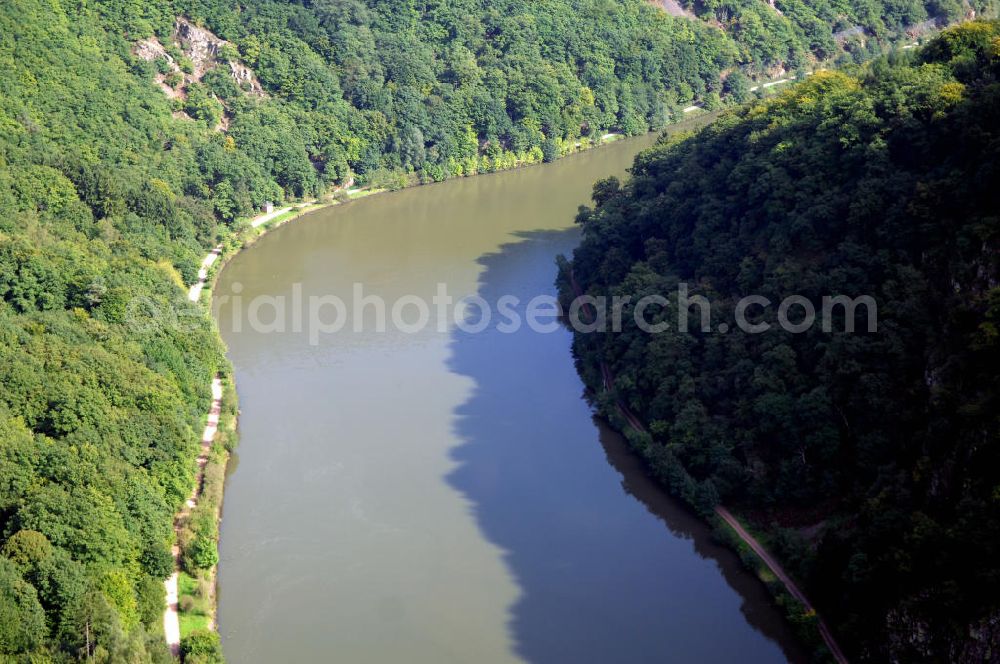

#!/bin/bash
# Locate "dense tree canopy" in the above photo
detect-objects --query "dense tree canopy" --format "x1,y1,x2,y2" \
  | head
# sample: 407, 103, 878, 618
0, 0, 995, 657
564, 21, 1000, 662
692, 0, 995, 70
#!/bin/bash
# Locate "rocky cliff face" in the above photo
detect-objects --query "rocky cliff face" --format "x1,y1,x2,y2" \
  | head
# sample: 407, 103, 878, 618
649, 0, 695, 18
885, 604, 1000, 663
173, 17, 264, 96
133, 35, 183, 100
133, 16, 264, 120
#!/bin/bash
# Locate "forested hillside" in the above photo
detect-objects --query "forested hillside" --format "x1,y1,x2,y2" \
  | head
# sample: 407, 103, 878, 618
0, 0, 995, 659
686, 0, 993, 71
564, 21, 1000, 662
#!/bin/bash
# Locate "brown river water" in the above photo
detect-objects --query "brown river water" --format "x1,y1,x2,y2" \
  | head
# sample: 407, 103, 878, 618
214, 125, 808, 663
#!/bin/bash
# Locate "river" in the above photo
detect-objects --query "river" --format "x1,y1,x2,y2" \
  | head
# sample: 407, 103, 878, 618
214, 127, 807, 663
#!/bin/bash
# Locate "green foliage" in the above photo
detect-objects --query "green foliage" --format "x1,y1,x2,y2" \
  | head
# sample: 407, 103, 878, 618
181, 630, 223, 664
693, 0, 986, 71
0, 1, 228, 657
185, 83, 224, 126
218, 43, 238, 63
0, 557, 47, 655
565, 22, 1000, 661
723, 71, 752, 103
540, 138, 560, 163
187, 532, 219, 571
0, 0, 992, 658
1, 530, 52, 569
136, 574, 166, 628
57, 591, 121, 657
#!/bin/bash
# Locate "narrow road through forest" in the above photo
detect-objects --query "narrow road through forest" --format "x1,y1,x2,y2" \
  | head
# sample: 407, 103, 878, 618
187, 245, 222, 303
172, 199, 321, 652
186, 201, 317, 303
163, 377, 223, 655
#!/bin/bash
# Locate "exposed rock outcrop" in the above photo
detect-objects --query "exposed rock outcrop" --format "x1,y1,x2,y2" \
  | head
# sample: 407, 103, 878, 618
649, 0, 696, 19
132, 16, 265, 121
134, 35, 185, 100
172, 17, 264, 96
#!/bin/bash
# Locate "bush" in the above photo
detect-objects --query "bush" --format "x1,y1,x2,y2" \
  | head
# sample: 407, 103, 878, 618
185, 84, 224, 127
181, 629, 224, 664
218, 43, 239, 63
141, 542, 176, 579
188, 534, 219, 571
540, 138, 559, 163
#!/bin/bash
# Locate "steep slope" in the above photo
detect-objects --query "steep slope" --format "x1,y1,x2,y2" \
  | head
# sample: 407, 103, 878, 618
563, 21, 1000, 662
0, 0, 995, 659
0, 0, 737, 659
683, 0, 994, 73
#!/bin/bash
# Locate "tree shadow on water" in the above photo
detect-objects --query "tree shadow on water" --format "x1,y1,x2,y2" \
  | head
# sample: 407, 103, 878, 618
444, 230, 809, 664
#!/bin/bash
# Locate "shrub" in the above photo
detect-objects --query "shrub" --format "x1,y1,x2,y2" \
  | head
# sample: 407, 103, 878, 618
188, 535, 219, 571
181, 629, 224, 664
541, 138, 559, 163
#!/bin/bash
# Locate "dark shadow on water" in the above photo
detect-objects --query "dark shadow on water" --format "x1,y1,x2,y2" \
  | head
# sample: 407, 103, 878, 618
445, 230, 809, 664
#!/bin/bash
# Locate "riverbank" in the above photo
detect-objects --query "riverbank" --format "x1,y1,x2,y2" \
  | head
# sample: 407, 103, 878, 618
165, 372, 239, 658
164, 137, 596, 656
211, 128, 814, 662
165, 198, 335, 657
561, 268, 847, 663
164, 378, 223, 654
169, 115, 724, 659
194, 123, 695, 311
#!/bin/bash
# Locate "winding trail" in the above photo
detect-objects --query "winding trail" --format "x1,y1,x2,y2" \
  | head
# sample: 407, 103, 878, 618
568, 270, 849, 663
187, 245, 222, 302
186, 202, 318, 303
750, 76, 796, 92
171, 201, 320, 652
164, 377, 223, 655
249, 200, 316, 229
680, 76, 798, 115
